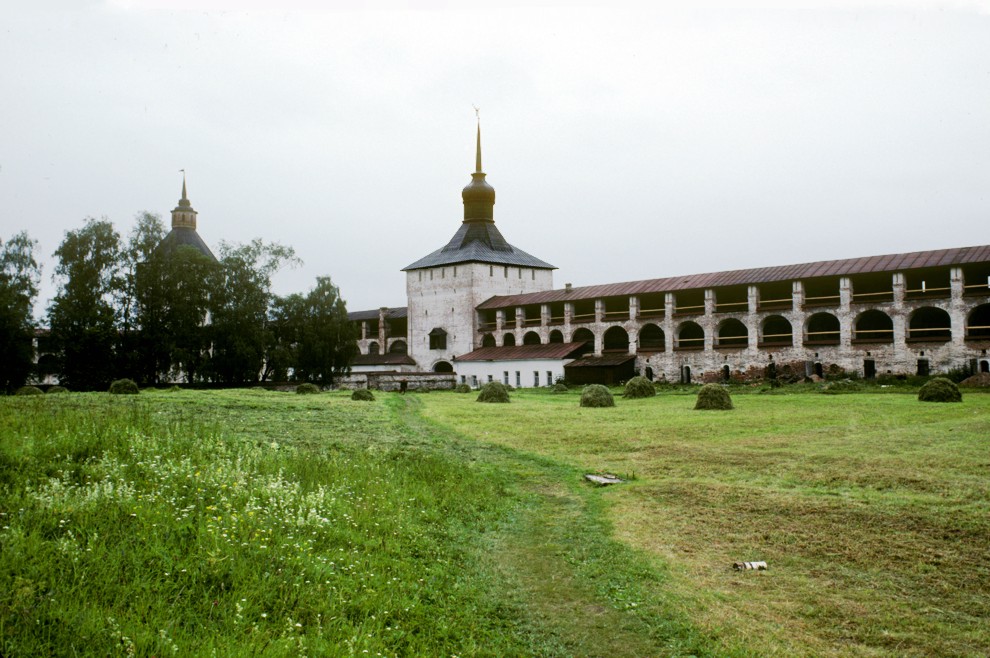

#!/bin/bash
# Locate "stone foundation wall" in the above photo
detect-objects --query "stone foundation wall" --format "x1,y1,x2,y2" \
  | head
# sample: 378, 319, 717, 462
338, 372, 457, 392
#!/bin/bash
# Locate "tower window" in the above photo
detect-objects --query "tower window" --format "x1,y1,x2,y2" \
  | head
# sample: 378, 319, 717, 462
429, 328, 448, 350
418, 272, 422, 281
454, 267, 457, 277
430, 270, 433, 280
518, 268, 522, 279
490, 265, 493, 276
532, 269, 536, 280
441, 268, 445, 278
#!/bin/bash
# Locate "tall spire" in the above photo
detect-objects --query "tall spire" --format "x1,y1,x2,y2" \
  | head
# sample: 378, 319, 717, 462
172, 170, 197, 229
475, 120, 483, 174
462, 116, 495, 223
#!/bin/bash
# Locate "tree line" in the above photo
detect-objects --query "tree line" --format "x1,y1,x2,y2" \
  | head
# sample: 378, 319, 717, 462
1, 214, 356, 392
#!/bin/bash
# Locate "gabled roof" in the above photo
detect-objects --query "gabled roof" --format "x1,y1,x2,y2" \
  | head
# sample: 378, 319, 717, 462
477, 244, 990, 309
455, 342, 588, 362
154, 227, 217, 262
402, 222, 555, 271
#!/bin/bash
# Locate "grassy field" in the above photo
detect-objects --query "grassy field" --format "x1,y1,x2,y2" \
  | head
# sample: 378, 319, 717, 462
422, 386, 990, 657
1, 386, 987, 656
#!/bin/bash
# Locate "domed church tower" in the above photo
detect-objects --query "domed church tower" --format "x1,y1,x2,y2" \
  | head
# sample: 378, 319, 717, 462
154, 173, 217, 261
403, 121, 555, 372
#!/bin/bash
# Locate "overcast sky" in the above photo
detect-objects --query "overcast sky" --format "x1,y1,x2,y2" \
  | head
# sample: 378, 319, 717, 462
3, 0, 989, 317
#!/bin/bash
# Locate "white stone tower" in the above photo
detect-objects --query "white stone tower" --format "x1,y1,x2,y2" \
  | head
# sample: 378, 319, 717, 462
403, 122, 555, 372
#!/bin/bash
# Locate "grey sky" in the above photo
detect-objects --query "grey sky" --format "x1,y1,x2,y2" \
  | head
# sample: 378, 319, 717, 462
2, 1, 989, 317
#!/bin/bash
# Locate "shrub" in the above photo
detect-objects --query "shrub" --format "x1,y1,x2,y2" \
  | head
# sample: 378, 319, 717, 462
455, 383, 472, 393
820, 379, 862, 395
108, 379, 139, 395
552, 382, 569, 393
46, 385, 69, 394
694, 383, 733, 410
580, 384, 615, 408
351, 388, 375, 401
476, 382, 510, 403
918, 377, 962, 403
15, 385, 43, 396
166, 385, 183, 393
623, 376, 655, 399
295, 383, 320, 395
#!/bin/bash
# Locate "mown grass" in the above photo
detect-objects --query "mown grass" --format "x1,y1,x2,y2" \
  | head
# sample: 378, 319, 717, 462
421, 386, 990, 657
0, 390, 545, 656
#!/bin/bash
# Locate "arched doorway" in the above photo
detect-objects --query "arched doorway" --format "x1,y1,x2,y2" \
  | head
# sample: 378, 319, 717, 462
966, 304, 990, 340
388, 340, 407, 354
908, 307, 951, 342
502, 333, 516, 347
716, 319, 748, 348
367, 341, 380, 355
481, 333, 496, 348
806, 313, 840, 345
603, 326, 629, 351
761, 315, 793, 347
854, 310, 893, 343
433, 361, 453, 373
523, 331, 541, 345
548, 329, 564, 343
676, 322, 704, 350
638, 323, 665, 351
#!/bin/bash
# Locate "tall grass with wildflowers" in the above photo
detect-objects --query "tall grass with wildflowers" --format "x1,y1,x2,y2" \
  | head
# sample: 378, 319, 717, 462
0, 392, 535, 656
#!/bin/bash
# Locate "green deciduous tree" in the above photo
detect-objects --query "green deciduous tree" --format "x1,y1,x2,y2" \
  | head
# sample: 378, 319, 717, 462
0, 232, 42, 392
47, 217, 123, 390
265, 292, 307, 381
294, 277, 357, 386
135, 244, 216, 384
207, 240, 298, 385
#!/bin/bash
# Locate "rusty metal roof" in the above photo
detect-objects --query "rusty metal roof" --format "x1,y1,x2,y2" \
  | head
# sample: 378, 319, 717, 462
564, 353, 636, 368
477, 244, 990, 310
347, 307, 408, 322
455, 342, 588, 362
352, 353, 416, 366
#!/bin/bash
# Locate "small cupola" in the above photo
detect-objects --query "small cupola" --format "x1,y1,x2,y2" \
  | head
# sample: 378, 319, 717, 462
171, 172, 198, 230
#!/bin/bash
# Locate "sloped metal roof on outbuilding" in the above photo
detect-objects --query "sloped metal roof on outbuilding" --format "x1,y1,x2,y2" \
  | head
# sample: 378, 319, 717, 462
347, 307, 408, 322
455, 342, 588, 362
477, 244, 990, 310
352, 353, 416, 366
565, 353, 637, 368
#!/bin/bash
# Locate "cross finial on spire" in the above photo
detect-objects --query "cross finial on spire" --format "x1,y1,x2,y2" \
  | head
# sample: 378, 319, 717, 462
179, 169, 187, 200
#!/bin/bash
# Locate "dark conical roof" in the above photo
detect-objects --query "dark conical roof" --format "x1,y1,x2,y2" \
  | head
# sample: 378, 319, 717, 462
154, 227, 217, 262
155, 174, 217, 262
403, 122, 554, 272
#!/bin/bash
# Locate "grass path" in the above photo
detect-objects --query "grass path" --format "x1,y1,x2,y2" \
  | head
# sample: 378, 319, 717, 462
392, 394, 724, 657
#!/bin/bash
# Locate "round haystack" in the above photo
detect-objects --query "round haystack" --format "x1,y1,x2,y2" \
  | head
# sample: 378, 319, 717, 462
109, 379, 139, 395
477, 381, 510, 403
295, 383, 320, 395
623, 376, 656, 399
580, 384, 615, 408
351, 388, 375, 401
918, 377, 962, 403
695, 383, 733, 410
